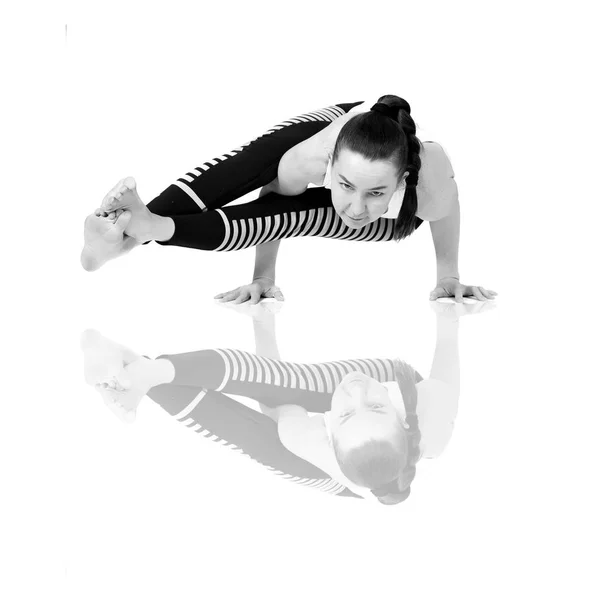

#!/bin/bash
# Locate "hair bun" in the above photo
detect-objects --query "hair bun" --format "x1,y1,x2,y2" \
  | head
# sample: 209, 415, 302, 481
370, 102, 400, 121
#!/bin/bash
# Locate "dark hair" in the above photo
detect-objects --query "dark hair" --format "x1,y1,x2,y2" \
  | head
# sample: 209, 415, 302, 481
332, 358, 422, 506
331, 94, 423, 242
332, 437, 406, 490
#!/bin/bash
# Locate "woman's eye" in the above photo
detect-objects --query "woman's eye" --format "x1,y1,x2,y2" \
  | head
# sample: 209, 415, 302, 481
370, 192, 384, 198
339, 182, 352, 190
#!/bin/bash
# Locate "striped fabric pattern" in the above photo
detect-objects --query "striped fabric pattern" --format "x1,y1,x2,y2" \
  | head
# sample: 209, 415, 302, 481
173, 105, 348, 211
212, 348, 401, 393
169, 388, 346, 496
212, 204, 396, 251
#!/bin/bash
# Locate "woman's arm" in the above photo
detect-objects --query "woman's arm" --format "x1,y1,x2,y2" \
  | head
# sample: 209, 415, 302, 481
253, 146, 317, 282
429, 188, 461, 284
416, 315, 460, 458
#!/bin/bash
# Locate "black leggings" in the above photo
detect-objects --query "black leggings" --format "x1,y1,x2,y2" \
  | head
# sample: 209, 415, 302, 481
146, 347, 423, 499
144, 101, 423, 251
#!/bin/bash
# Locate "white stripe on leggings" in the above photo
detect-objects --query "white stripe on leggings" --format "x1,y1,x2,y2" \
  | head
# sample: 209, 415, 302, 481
173, 389, 208, 420
176, 105, 346, 191
173, 181, 207, 211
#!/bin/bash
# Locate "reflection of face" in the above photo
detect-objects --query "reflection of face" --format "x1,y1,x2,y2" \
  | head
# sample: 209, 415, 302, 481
330, 149, 407, 229
329, 371, 403, 449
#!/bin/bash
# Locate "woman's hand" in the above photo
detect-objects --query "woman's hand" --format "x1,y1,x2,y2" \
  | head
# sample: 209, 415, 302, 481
214, 277, 285, 305
429, 277, 498, 302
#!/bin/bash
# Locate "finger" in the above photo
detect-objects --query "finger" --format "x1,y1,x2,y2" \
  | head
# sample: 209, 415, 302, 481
221, 293, 240, 303
479, 286, 496, 300
274, 290, 285, 301
233, 291, 250, 304
219, 291, 240, 303
216, 289, 239, 301
249, 289, 261, 305
454, 287, 464, 303
429, 287, 447, 300
471, 286, 488, 301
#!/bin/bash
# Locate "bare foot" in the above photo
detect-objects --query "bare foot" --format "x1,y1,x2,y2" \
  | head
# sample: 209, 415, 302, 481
81, 211, 140, 271
81, 329, 174, 423
98, 176, 158, 243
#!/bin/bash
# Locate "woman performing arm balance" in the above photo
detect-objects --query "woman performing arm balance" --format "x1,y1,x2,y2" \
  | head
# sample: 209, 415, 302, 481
81, 95, 497, 303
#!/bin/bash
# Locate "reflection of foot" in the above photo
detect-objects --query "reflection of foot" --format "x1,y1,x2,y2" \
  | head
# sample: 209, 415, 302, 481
81, 329, 174, 423
81, 211, 139, 271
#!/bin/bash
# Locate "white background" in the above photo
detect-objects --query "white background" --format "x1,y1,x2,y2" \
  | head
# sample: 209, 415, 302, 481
1, 1, 594, 598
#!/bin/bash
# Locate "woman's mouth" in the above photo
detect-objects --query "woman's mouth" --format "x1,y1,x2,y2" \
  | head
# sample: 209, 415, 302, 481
346, 214, 365, 222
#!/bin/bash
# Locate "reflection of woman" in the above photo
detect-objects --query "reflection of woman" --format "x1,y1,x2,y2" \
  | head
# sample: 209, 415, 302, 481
81, 95, 497, 304
83, 302, 465, 505
271, 364, 458, 504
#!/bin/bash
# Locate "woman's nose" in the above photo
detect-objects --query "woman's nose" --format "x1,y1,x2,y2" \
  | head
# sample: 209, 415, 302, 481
343, 376, 369, 401
349, 196, 366, 216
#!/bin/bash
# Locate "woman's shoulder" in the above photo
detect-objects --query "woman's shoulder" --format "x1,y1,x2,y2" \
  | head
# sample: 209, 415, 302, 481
416, 141, 457, 221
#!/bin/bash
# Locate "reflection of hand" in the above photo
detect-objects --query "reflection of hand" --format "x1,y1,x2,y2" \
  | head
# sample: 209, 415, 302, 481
429, 277, 498, 302
216, 296, 284, 320
214, 278, 284, 305
429, 298, 496, 321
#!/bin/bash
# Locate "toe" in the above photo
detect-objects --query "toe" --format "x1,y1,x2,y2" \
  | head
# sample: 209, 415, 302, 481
123, 176, 136, 190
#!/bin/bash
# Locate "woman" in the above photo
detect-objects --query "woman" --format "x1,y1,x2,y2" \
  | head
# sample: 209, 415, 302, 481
81, 95, 497, 303
82, 299, 467, 505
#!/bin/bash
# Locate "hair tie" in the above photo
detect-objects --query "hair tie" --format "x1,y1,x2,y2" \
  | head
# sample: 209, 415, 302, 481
406, 171, 419, 188
370, 103, 399, 121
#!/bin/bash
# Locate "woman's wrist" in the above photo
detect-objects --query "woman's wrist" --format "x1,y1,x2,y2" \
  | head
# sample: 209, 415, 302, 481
254, 274, 275, 284
437, 274, 460, 284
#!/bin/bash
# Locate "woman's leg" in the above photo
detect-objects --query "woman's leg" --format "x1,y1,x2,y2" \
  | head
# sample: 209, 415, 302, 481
81, 102, 364, 270
146, 384, 345, 494
115, 101, 366, 218
153, 347, 422, 412
151, 187, 422, 251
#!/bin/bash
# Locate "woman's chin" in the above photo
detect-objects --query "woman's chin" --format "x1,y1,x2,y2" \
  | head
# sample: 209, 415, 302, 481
342, 216, 368, 229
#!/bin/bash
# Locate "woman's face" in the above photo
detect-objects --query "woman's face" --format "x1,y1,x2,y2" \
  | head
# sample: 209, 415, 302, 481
329, 371, 403, 449
329, 149, 406, 229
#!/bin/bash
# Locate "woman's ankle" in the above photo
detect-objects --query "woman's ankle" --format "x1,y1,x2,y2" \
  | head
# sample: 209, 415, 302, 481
151, 215, 175, 242
152, 358, 176, 385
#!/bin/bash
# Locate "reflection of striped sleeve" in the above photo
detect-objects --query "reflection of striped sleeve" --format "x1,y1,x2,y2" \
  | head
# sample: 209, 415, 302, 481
146, 385, 361, 498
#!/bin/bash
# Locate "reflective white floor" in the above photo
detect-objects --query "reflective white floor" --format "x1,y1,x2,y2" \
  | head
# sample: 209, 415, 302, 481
4, 5, 594, 600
